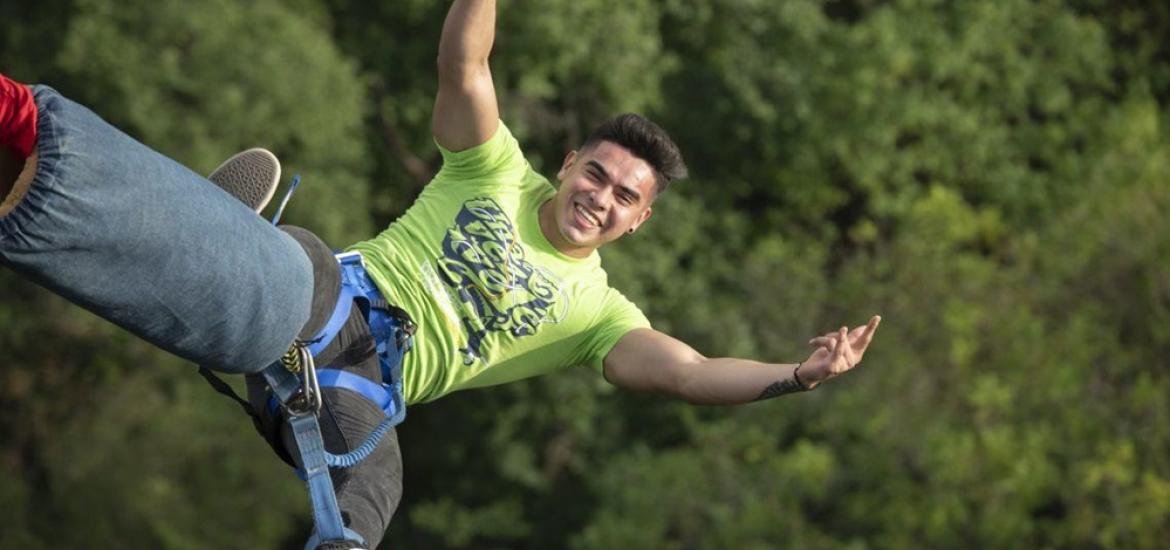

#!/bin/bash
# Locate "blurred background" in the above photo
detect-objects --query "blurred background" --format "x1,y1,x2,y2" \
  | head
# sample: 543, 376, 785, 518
2, 0, 1169, 548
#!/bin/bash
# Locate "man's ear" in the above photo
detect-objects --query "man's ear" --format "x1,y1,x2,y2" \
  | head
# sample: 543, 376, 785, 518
630, 206, 653, 233
557, 150, 578, 182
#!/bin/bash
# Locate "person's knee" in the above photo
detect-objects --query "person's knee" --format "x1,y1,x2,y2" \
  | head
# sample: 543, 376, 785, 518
280, 225, 342, 342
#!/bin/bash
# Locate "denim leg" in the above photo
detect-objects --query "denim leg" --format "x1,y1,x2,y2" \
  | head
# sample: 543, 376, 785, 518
0, 86, 312, 373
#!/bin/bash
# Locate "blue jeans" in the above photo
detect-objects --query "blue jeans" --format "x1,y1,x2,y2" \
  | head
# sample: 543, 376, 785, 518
0, 86, 313, 374
2, 86, 403, 547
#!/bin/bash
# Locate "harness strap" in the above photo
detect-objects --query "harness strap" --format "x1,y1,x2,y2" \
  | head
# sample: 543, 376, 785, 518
252, 356, 353, 546
277, 251, 410, 549
289, 411, 366, 549
200, 241, 411, 549
263, 357, 305, 405
197, 366, 256, 417
317, 369, 394, 416
305, 280, 359, 358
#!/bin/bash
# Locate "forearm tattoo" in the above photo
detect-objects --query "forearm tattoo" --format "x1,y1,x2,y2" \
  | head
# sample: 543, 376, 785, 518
754, 378, 806, 401
753, 363, 810, 401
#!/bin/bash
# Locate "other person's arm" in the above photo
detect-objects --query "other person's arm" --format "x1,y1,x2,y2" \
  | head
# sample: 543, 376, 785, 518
603, 316, 881, 405
433, 0, 500, 151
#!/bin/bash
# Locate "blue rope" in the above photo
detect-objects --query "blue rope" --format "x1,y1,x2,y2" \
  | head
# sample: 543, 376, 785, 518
324, 416, 398, 468
271, 174, 302, 226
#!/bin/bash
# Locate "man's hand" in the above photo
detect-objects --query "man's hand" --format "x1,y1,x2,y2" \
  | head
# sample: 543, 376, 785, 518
799, 315, 882, 389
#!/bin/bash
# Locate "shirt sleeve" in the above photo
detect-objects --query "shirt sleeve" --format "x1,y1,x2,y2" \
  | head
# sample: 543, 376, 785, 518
434, 121, 529, 182
580, 289, 652, 374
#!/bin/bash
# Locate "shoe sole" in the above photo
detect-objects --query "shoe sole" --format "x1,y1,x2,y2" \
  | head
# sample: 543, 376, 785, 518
208, 148, 280, 213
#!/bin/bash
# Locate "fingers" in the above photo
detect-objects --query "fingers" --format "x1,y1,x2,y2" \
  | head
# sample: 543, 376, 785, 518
808, 335, 836, 348
831, 326, 848, 370
808, 315, 882, 356
841, 316, 880, 369
803, 316, 881, 382
808, 327, 842, 349
809, 326, 859, 351
855, 315, 882, 350
837, 326, 855, 369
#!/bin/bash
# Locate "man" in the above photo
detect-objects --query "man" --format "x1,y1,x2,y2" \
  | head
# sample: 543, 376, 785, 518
0, 1, 879, 548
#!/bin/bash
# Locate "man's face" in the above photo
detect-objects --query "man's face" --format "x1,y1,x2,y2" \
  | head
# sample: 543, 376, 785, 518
542, 141, 657, 257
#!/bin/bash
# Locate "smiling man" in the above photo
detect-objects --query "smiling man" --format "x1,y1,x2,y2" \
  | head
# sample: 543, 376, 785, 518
538, 123, 678, 256
326, 1, 880, 545
0, 0, 879, 548
357, 0, 878, 408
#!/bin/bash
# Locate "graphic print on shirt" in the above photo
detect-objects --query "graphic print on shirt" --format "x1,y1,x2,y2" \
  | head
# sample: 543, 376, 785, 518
437, 197, 566, 365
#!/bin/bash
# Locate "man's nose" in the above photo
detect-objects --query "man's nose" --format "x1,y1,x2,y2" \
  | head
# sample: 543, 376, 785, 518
588, 187, 611, 208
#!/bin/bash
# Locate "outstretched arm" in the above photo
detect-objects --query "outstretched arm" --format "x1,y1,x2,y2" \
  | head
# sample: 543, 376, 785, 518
433, 0, 500, 151
603, 316, 881, 405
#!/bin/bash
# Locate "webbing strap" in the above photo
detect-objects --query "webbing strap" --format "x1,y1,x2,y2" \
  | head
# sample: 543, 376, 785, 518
317, 369, 394, 416
262, 360, 303, 404
260, 359, 361, 547
289, 412, 366, 549
257, 250, 409, 550
197, 366, 255, 417
306, 282, 359, 358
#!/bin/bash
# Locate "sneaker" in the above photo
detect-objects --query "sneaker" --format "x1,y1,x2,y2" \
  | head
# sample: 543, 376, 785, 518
208, 147, 280, 213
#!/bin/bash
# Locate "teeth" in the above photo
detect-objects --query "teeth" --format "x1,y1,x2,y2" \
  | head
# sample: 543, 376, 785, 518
575, 203, 600, 227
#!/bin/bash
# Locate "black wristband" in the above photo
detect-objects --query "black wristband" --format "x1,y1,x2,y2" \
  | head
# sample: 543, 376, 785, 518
793, 361, 810, 391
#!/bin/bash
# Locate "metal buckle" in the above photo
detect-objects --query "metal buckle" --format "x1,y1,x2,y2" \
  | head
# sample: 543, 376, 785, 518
281, 342, 322, 415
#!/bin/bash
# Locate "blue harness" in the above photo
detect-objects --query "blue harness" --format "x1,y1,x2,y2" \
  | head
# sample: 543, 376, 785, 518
198, 176, 411, 549
202, 250, 413, 549
261, 251, 412, 549
266, 251, 410, 425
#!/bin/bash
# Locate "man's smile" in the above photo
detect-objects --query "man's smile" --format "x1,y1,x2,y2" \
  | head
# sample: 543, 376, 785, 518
572, 200, 602, 228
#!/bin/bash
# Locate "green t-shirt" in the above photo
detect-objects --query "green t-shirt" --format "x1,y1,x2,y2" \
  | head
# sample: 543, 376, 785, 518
349, 122, 650, 404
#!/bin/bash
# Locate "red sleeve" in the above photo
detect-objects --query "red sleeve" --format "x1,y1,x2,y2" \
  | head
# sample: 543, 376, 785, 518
0, 75, 37, 159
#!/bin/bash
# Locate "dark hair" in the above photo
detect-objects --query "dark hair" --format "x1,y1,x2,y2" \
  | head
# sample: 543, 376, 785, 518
581, 113, 688, 194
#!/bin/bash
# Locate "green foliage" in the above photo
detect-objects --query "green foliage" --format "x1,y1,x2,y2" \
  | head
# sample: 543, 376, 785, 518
3, 0, 1170, 548
56, 0, 372, 245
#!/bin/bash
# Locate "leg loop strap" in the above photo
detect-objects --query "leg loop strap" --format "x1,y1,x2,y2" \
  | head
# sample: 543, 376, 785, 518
289, 411, 367, 549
